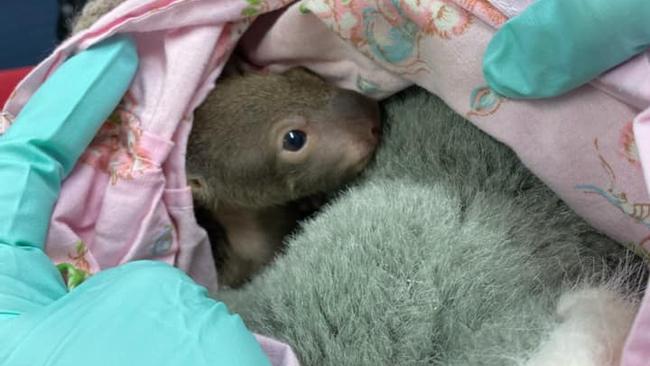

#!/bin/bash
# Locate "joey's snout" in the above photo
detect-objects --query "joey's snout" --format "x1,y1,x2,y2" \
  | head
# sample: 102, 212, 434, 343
330, 89, 381, 144
322, 89, 382, 177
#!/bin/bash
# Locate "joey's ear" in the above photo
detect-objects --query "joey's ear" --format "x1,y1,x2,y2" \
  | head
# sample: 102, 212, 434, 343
188, 173, 214, 208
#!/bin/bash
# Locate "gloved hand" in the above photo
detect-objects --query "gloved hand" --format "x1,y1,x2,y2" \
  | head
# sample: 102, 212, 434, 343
482, 0, 650, 99
0, 36, 270, 366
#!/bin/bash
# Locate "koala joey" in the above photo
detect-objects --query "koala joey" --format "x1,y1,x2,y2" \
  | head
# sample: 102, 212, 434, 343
188, 68, 380, 287
73, 0, 381, 288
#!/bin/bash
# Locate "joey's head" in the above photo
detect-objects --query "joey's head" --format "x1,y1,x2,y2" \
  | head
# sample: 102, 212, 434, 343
187, 68, 380, 210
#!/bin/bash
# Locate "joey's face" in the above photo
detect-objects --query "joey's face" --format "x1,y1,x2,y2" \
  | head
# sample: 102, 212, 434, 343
267, 87, 381, 202
188, 68, 381, 209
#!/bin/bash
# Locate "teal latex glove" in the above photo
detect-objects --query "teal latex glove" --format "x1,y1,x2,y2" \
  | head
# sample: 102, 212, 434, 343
483, 0, 650, 99
0, 37, 271, 365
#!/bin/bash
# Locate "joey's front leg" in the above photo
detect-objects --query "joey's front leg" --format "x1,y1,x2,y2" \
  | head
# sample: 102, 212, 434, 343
215, 204, 301, 288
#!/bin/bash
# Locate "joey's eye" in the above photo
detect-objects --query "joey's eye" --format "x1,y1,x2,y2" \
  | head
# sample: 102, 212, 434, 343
282, 130, 307, 151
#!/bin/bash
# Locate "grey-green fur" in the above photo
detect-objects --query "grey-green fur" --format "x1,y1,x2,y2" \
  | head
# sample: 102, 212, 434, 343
216, 87, 645, 365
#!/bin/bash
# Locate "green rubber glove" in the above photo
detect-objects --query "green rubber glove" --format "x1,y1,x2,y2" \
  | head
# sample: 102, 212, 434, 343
0, 36, 137, 250
0, 36, 271, 365
483, 0, 650, 99
0, 35, 139, 318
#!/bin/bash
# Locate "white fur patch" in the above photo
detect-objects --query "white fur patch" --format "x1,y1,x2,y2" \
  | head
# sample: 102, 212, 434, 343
525, 287, 638, 366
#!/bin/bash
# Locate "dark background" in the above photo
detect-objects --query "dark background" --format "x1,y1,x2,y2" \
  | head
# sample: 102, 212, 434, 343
0, 1, 59, 69
0, 0, 88, 69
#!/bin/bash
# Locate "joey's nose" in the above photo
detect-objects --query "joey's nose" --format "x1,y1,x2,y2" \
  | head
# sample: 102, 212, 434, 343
331, 89, 381, 144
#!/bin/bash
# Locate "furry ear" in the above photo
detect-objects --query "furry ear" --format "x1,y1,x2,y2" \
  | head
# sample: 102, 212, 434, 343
188, 173, 215, 209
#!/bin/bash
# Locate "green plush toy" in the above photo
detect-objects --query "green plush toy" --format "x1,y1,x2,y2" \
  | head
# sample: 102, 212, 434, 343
216, 87, 647, 366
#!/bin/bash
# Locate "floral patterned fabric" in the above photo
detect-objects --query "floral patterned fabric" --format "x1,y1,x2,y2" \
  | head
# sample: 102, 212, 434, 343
1, 1, 299, 364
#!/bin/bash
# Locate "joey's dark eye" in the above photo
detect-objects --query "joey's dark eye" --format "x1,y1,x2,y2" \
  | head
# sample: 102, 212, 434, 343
282, 130, 307, 151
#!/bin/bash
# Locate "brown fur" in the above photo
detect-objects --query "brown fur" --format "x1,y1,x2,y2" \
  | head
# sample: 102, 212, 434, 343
73, 0, 381, 287
188, 69, 379, 209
